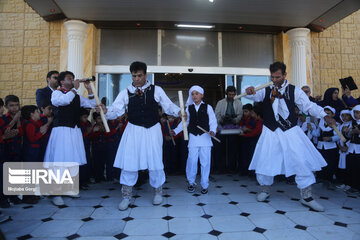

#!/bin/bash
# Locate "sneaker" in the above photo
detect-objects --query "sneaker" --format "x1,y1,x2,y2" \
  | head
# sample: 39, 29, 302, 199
0, 212, 10, 224
256, 192, 270, 202
52, 196, 65, 206
300, 198, 324, 212
153, 193, 163, 205
118, 198, 130, 211
201, 188, 208, 194
187, 183, 196, 193
64, 190, 80, 198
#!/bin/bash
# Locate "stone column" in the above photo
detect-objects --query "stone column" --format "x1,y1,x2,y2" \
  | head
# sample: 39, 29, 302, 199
286, 28, 310, 88
64, 20, 88, 93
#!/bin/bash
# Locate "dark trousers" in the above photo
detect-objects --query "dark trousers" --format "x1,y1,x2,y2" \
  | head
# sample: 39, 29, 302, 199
163, 139, 178, 174
319, 148, 339, 182
238, 136, 258, 175
93, 147, 107, 182
212, 133, 225, 173
106, 141, 117, 181
346, 153, 360, 190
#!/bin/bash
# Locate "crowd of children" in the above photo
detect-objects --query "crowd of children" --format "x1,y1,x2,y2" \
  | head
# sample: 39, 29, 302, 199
295, 104, 360, 194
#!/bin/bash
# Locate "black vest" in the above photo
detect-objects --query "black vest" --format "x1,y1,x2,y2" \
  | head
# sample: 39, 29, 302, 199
53, 93, 80, 128
127, 85, 159, 128
319, 128, 334, 141
263, 84, 297, 131
188, 103, 209, 136
350, 120, 360, 144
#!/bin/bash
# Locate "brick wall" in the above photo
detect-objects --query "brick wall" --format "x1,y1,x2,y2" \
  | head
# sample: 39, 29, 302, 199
0, 0, 61, 106
311, 10, 360, 99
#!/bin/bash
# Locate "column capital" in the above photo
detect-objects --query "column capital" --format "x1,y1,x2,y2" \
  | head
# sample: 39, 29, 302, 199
286, 28, 310, 43
64, 20, 88, 42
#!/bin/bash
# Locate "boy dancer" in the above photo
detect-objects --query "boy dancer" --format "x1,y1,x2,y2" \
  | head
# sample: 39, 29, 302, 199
98, 61, 181, 210
173, 86, 217, 194
245, 62, 336, 212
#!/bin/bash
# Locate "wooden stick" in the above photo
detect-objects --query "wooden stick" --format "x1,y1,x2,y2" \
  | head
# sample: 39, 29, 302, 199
332, 125, 346, 143
197, 125, 221, 143
166, 120, 176, 146
234, 81, 274, 99
89, 82, 110, 133
178, 91, 189, 140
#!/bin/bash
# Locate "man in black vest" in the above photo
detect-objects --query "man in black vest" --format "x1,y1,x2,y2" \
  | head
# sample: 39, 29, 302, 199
245, 62, 336, 212
44, 71, 96, 206
36, 71, 59, 110
99, 61, 182, 211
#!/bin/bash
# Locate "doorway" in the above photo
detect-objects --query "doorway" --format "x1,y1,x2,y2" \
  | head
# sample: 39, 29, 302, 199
155, 73, 225, 108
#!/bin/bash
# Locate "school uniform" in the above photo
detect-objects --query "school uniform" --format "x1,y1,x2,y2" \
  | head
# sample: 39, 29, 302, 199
174, 88, 217, 190
311, 108, 340, 183
346, 105, 360, 190
89, 124, 107, 182
44, 88, 96, 175
39, 115, 52, 161
1, 113, 24, 162
246, 80, 328, 211
23, 119, 44, 162
79, 120, 92, 184
239, 116, 263, 175
105, 119, 121, 181
301, 118, 317, 144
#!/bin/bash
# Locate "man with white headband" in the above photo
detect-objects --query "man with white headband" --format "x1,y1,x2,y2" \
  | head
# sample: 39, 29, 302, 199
98, 61, 181, 210
173, 85, 217, 194
245, 62, 336, 212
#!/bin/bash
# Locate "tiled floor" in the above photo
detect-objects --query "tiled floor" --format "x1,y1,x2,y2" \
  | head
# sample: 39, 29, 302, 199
1, 174, 360, 240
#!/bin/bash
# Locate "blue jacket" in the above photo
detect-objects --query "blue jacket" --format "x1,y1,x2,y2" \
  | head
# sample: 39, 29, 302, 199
36, 86, 53, 109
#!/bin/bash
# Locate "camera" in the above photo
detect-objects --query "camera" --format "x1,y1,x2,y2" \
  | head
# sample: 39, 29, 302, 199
188, 68, 193, 72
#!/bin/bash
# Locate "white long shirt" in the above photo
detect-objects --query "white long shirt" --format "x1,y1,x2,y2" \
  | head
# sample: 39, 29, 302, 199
245, 80, 327, 120
174, 102, 217, 147
51, 89, 96, 108
105, 81, 180, 120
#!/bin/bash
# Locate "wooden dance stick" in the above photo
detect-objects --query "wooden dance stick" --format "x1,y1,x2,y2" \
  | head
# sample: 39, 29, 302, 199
166, 120, 176, 146
234, 81, 274, 99
178, 91, 189, 140
332, 125, 346, 143
196, 125, 221, 143
89, 82, 110, 133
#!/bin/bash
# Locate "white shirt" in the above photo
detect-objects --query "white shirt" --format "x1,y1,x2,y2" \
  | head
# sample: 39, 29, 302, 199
51, 89, 96, 108
312, 121, 340, 150
347, 120, 360, 154
106, 81, 180, 120
174, 102, 217, 147
245, 80, 327, 120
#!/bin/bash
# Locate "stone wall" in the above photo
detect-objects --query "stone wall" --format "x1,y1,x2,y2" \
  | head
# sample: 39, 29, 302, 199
311, 10, 360, 99
0, 0, 61, 105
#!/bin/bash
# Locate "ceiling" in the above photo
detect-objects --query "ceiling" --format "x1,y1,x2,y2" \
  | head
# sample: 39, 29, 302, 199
25, 0, 360, 33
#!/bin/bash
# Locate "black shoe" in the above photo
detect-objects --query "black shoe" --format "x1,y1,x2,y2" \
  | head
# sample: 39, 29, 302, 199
201, 188, 208, 194
8, 196, 21, 205
187, 184, 196, 193
22, 196, 38, 204
0, 200, 10, 208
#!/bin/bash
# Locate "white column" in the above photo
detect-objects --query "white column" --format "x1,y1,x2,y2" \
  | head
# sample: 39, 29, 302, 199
64, 20, 88, 93
286, 28, 310, 88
